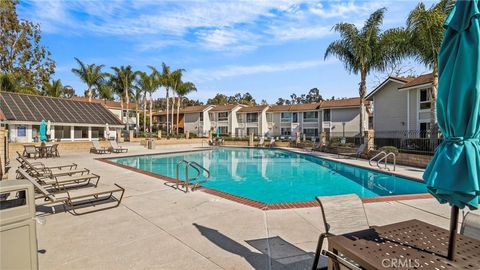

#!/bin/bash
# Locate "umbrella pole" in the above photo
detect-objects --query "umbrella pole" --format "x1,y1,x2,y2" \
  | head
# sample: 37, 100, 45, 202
447, 206, 459, 260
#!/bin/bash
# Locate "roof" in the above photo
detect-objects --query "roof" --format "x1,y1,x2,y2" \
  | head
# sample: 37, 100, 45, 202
268, 103, 321, 112
70, 96, 137, 110
0, 92, 124, 126
209, 104, 241, 112
398, 73, 433, 90
181, 105, 212, 113
320, 97, 366, 108
365, 76, 414, 100
238, 105, 269, 113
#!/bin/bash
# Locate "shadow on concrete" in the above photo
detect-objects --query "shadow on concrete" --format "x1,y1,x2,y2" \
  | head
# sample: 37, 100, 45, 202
193, 223, 325, 270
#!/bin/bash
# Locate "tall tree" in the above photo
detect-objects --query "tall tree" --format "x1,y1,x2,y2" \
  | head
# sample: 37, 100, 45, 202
147, 66, 163, 133
407, 0, 449, 132
71, 58, 106, 101
170, 69, 185, 135
175, 81, 197, 134
325, 8, 404, 138
42, 79, 72, 97
0, 0, 55, 90
135, 70, 158, 133
159, 63, 172, 135
109, 66, 136, 130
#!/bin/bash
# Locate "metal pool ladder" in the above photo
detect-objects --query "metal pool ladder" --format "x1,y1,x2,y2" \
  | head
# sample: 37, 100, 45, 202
369, 151, 396, 171
176, 160, 210, 192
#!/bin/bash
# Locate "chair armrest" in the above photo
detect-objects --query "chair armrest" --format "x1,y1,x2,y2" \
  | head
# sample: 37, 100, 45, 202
321, 250, 361, 270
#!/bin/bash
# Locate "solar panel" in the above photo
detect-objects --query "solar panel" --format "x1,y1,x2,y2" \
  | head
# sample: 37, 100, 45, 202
0, 92, 124, 126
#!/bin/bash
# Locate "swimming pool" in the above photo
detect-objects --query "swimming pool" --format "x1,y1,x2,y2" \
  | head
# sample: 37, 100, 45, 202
108, 148, 427, 204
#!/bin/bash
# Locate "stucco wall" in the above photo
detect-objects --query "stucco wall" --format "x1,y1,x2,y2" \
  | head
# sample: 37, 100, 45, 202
330, 107, 363, 135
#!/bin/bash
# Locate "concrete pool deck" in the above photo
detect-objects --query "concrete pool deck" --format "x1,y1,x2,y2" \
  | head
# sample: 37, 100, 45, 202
8, 144, 479, 269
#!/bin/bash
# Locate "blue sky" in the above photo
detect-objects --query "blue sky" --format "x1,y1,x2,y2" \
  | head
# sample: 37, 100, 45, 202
19, 0, 432, 103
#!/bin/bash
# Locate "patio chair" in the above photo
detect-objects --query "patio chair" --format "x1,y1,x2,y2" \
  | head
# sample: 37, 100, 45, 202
108, 140, 128, 153
17, 168, 124, 215
46, 144, 60, 158
461, 212, 480, 241
256, 138, 265, 147
268, 138, 276, 148
90, 140, 110, 154
23, 144, 39, 159
337, 144, 366, 159
17, 169, 101, 190
312, 194, 369, 270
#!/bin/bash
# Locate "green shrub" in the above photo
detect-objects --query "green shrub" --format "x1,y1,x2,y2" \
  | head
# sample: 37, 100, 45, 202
380, 146, 399, 154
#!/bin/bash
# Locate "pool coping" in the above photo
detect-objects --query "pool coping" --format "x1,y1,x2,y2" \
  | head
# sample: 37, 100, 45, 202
96, 147, 432, 210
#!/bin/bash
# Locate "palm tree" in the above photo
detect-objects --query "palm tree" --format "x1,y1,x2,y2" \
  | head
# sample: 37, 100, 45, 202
407, 0, 448, 132
135, 71, 157, 133
170, 68, 185, 135
176, 81, 197, 134
43, 79, 72, 97
146, 66, 163, 133
325, 8, 405, 139
71, 58, 106, 101
160, 63, 172, 135
109, 66, 137, 130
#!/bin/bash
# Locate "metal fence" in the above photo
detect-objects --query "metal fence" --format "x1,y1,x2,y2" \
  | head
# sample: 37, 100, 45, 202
374, 130, 442, 155
326, 132, 363, 147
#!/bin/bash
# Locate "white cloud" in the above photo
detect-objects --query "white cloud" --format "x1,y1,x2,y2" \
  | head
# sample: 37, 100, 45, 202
20, 0, 394, 53
188, 59, 336, 82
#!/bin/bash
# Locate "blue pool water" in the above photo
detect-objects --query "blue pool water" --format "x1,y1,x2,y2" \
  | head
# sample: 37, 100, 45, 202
109, 148, 427, 203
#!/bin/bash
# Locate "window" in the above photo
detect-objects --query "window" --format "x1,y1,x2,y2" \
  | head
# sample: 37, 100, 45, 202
266, 113, 272, 123
281, 112, 291, 122
218, 112, 228, 121
199, 112, 204, 121
91, 127, 105, 139
17, 126, 26, 137
54, 126, 71, 139
218, 126, 228, 135
246, 113, 258, 123
292, 112, 298, 123
420, 122, 431, 138
237, 113, 244, 123
281, 128, 291, 136
74, 127, 88, 139
303, 111, 318, 122
420, 88, 432, 110
323, 109, 331, 121
303, 128, 318, 137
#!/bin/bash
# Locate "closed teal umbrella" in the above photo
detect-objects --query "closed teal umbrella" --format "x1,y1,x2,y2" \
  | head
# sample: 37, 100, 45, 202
39, 120, 47, 142
216, 127, 220, 139
422, 0, 480, 260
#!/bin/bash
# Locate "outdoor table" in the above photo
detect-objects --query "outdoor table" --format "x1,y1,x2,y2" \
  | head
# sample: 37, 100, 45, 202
35, 145, 53, 158
327, 219, 480, 270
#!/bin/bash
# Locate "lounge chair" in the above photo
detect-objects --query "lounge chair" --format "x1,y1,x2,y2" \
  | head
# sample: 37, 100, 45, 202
337, 144, 366, 159
268, 138, 276, 148
256, 138, 265, 147
23, 144, 39, 159
108, 140, 128, 153
461, 212, 480, 241
90, 140, 110, 154
17, 168, 124, 215
312, 194, 369, 270
17, 169, 101, 190
16, 151, 78, 170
